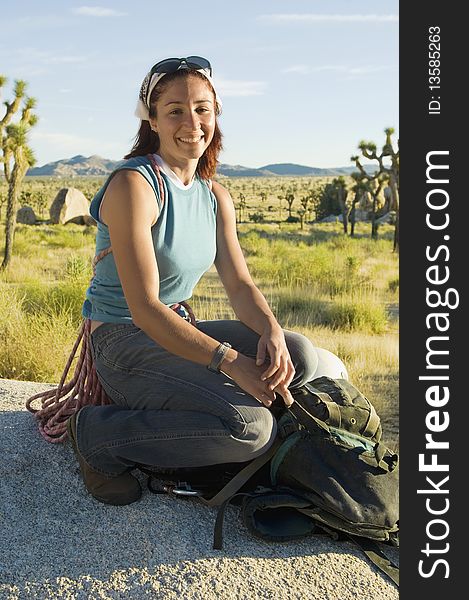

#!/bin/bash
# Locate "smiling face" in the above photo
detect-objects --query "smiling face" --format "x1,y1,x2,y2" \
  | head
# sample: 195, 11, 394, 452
149, 75, 216, 171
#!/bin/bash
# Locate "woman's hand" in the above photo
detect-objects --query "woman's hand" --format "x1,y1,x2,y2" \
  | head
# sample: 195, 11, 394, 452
255, 322, 295, 406
221, 323, 295, 408
221, 353, 280, 407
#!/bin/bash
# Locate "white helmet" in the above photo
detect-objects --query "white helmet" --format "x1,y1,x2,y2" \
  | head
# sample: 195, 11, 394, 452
312, 347, 349, 380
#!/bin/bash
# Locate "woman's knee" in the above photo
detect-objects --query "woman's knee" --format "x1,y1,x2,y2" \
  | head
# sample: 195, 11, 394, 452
284, 330, 318, 387
234, 406, 277, 460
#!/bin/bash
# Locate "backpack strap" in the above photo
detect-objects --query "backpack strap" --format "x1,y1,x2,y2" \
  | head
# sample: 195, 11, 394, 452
200, 437, 282, 509
289, 401, 397, 472
362, 401, 381, 439
321, 398, 342, 428
347, 535, 399, 587
302, 384, 342, 428
198, 437, 282, 550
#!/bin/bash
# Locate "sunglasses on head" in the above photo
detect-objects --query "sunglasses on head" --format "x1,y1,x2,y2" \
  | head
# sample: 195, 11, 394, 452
150, 56, 212, 77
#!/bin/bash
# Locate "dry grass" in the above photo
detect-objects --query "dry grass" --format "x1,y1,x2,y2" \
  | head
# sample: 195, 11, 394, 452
0, 192, 399, 448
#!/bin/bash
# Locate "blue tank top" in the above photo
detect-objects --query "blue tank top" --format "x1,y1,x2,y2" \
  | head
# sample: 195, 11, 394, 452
82, 155, 217, 323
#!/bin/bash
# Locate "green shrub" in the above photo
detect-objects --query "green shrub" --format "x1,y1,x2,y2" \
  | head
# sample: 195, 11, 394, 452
273, 293, 327, 327
325, 299, 388, 334
66, 255, 92, 282
248, 211, 265, 223
388, 277, 399, 293
345, 255, 361, 276
0, 285, 79, 381
16, 280, 87, 325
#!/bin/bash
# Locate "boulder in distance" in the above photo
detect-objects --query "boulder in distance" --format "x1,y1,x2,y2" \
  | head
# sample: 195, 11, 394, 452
17, 205, 37, 225
49, 188, 95, 225
320, 214, 343, 223
376, 211, 396, 225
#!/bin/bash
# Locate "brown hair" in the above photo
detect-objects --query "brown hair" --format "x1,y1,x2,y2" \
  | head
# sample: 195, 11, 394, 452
125, 69, 223, 180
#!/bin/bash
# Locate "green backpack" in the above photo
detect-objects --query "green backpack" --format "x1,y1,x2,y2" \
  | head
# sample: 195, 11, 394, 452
143, 377, 399, 585
271, 377, 397, 538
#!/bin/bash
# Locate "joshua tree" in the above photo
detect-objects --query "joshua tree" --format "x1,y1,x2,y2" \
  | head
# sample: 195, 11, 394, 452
383, 185, 393, 213
300, 195, 311, 222
369, 176, 387, 240
349, 172, 385, 239
237, 192, 247, 223
277, 194, 284, 220
351, 127, 399, 251
349, 173, 369, 237
297, 207, 306, 230
1, 76, 38, 270
285, 191, 295, 218
0, 192, 6, 221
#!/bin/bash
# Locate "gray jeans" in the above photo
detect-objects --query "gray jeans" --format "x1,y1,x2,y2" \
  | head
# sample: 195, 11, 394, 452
76, 320, 318, 476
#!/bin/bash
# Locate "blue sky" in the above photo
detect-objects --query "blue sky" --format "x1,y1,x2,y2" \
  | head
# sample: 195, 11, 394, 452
1, 1, 398, 169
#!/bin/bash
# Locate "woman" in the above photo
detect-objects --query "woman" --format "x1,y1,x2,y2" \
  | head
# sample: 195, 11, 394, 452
68, 56, 320, 506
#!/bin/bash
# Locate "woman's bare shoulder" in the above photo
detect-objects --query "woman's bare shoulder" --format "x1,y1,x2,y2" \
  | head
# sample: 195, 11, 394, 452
107, 168, 152, 190
211, 180, 234, 208
101, 169, 159, 227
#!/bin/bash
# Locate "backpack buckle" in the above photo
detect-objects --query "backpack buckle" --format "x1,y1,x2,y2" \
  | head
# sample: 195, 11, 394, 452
165, 482, 205, 497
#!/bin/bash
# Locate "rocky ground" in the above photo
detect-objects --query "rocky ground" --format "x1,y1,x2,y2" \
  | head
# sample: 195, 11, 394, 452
0, 378, 398, 599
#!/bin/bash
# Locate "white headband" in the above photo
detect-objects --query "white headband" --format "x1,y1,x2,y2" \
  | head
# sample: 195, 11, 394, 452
134, 66, 222, 121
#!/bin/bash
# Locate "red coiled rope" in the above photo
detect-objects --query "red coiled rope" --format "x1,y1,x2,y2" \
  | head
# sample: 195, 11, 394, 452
25, 155, 197, 443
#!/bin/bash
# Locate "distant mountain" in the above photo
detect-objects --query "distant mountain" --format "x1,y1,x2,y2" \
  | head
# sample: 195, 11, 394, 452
208, 162, 376, 177
216, 164, 277, 177
27, 155, 121, 177
256, 163, 377, 177
26, 155, 377, 178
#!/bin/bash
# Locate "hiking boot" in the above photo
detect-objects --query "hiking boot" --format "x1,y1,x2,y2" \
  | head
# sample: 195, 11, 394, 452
67, 409, 142, 506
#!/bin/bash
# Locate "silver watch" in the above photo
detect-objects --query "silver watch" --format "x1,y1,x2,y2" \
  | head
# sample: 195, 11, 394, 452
207, 342, 232, 373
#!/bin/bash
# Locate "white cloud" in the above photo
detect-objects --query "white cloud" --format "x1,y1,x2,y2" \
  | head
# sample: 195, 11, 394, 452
216, 78, 267, 97
73, 6, 127, 17
348, 66, 395, 75
259, 14, 399, 23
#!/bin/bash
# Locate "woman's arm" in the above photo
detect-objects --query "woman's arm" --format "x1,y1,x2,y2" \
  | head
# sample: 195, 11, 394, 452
212, 181, 295, 399
102, 170, 231, 367
211, 180, 277, 332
